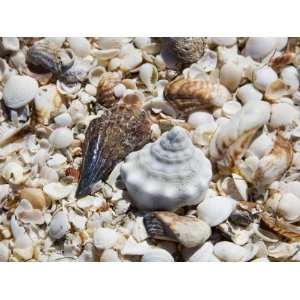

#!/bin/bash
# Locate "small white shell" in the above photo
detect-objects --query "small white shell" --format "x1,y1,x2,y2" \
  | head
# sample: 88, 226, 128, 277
134, 37, 151, 49
0, 241, 10, 262
142, 249, 174, 262
43, 37, 66, 49
192, 122, 217, 147
97, 37, 131, 49
121, 236, 152, 256
186, 242, 220, 262
139, 63, 158, 89
47, 153, 67, 168
222, 100, 242, 118
188, 111, 215, 129
67, 37, 91, 57
77, 195, 106, 211
43, 182, 73, 200
197, 196, 236, 226
253, 66, 278, 92
54, 112, 73, 127
1, 37, 20, 52
236, 83, 263, 104
280, 66, 299, 93
210, 37, 237, 47
3, 75, 39, 109
88, 66, 106, 87
68, 99, 88, 123
49, 211, 70, 240
269, 103, 299, 128
0, 184, 11, 202
93, 228, 119, 250
220, 62, 242, 92
118, 45, 143, 71
248, 132, 273, 159
1, 162, 26, 185
213, 241, 251, 262
49, 127, 74, 149
100, 249, 120, 262
0, 58, 10, 82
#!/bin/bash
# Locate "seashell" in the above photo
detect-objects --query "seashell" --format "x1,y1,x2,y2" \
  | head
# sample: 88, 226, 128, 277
213, 241, 252, 262
161, 37, 205, 65
92, 48, 120, 61
271, 52, 295, 69
164, 77, 220, 118
113, 84, 126, 98
280, 66, 299, 93
77, 195, 106, 211
93, 228, 119, 250
248, 132, 273, 159
49, 211, 70, 240
96, 72, 122, 108
253, 66, 278, 92
197, 196, 236, 226
40, 166, 59, 183
1, 162, 27, 185
68, 99, 88, 123
210, 101, 271, 170
264, 79, 290, 101
43, 182, 74, 201
0, 241, 10, 262
96, 37, 131, 49
67, 37, 91, 57
219, 62, 243, 92
192, 122, 217, 147
236, 83, 262, 104
34, 84, 62, 125
244, 37, 282, 61
144, 211, 211, 248
42, 37, 65, 49
185, 242, 220, 262
139, 63, 158, 89
141, 249, 174, 262
269, 102, 299, 128
134, 37, 151, 49
0, 184, 11, 202
20, 188, 47, 210
0, 58, 10, 82
76, 95, 152, 198
100, 249, 120, 262
3, 75, 39, 109
210, 37, 236, 47
47, 153, 67, 168
267, 242, 298, 260
88, 65, 106, 87
49, 127, 74, 149
222, 100, 242, 118
118, 45, 143, 71
54, 112, 72, 127
121, 126, 212, 211
15, 199, 44, 225
121, 236, 152, 256
187, 111, 215, 129
1, 37, 20, 52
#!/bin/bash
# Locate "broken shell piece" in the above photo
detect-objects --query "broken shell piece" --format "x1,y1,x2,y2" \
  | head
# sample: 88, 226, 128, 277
121, 126, 212, 211
96, 37, 131, 50
3, 75, 39, 109
186, 242, 220, 262
100, 249, 120, 262
118, 45, 143, 71
15, 199, 44, 225
93, 228, 119, 250
210, 37, 236, 47
1, 37, 20, 52
0, 241, 10, 262
121, 236, 152, 256
192, 122, 217, 147
139, 63, 158, 89
281, 66, 299, 93
197, 196, 236, 227
265, 80, 290, 102
0, 184, 11, 202
43, 182, 74, 201
144, 211, 211, 248
1, 162, 27, 185
213, 241, 252, 262
267, 242, 298, 260
49, 211, 70, 240
49, 127, 74, 149
77, 195, 106, 211
20, 188, 47, 210
236, 83, 263, 104
142, 249, 174, 262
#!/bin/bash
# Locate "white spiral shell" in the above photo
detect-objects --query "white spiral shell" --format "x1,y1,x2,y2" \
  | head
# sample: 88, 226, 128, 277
120, 126, 212, 211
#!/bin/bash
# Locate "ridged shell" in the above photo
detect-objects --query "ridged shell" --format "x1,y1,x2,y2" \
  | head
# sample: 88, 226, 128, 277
96, 72, 122, 108
164, 77, 216, 118
120, 126, 212, 211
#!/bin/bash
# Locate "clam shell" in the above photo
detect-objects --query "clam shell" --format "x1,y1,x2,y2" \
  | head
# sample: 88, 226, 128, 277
144, 211, 211, 248
96, 37, 131, 49
197, 196, 236, 226
236, 83, 263, 104
3, 75, 39, 109
121, 126, 212, 211
88, 66, 106, 87
253, 66, 278, 92
142, 249, 174, 262
280, 66, 299, 93
210, 37, 236, 47
264, 79, 290, 101
49, 211, 70, 240
213, 241, 252, 262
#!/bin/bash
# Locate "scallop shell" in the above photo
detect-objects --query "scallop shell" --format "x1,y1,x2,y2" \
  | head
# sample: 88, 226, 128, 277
3, 75, 39, 109
96, 72, 122, 108
34, 84, 62, 125
164, 77, 219, 118
121, 126, 212, 211
144, 211, 211, 248
210, 101, 271, 170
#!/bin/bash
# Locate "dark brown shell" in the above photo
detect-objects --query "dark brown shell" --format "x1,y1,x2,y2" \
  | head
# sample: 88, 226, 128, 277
76, 95, 152, 198
164, 77, 214, 118
96, 72, 122, 108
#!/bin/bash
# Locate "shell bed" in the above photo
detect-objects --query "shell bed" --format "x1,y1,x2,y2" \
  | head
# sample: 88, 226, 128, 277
1, 37, 300, 262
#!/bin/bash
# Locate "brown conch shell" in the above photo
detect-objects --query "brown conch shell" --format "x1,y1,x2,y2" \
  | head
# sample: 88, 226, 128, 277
76, 93, 152, 198
164, 77, 215, 118
96, 72, 122, 108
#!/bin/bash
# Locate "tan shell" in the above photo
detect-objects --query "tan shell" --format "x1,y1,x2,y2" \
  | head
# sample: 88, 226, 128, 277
164, 77, 215, 118
96, 72, 122, 108
19, 188, 48, 210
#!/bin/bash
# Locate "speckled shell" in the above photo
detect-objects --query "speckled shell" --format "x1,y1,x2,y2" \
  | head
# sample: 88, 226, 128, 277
96, 72, 122, 108
162, 37, 205, 65
120, 126, 212, 211
164, 77, 215, 118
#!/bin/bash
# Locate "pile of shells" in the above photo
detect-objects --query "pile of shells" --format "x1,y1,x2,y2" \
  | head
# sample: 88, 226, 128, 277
1, 36, 300, 262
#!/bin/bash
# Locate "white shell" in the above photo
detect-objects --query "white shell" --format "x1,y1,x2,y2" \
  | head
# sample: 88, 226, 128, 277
77, 195, 106, 211
219, 62, 242, 92
280, 66, 299, 93
88, 66, 106, 87
49, 211, 70, 240
68, 99, 88, 123
43, 37, 65, 49
49, 127, 74, 149
118, 45, 143, 71
100, 249, 120, 262
253, 66, 278, 92
211, 37, 236, 47
121, 236, 152, 256
0, 58, 10, 82
244, 37, 279, 60
269, 103, 299, 128
192, 122, 217, 147
67, 37, 91, 57
54, 112, 73, 127
3, 75, 39, 109
197, 196, 236, 226
96, 37, 131, 49
222, 100, 242, 118
1, 37, 20, 52
186, 242, 220, 262
121, 126, 212, 211
0, 184, 11, 202
0, 241, 10, 262
236, 83, 263, 104
248, 132, 273, 159
139, 63, 158, 89
1, 162, 26, 185
93, 228, 119, 250
134, 37, 151, 49
188, 111, 214, 129
43, 182, 73, 200
213, 241, 251, 262
142, 249, 174, 262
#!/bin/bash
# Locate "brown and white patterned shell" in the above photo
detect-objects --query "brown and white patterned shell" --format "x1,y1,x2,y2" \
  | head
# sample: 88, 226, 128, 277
164, 77, 214, 118
96, 72, 122, 108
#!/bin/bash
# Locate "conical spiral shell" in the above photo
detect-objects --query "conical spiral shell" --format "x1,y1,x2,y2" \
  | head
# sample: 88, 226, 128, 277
120, 126, 212, 211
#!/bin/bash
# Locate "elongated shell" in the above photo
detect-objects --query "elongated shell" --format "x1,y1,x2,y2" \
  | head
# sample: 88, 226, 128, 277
164, 77, 217, 118
210, 101, 271, 170
144, 211, 211, 248
121, 126, 212, 211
